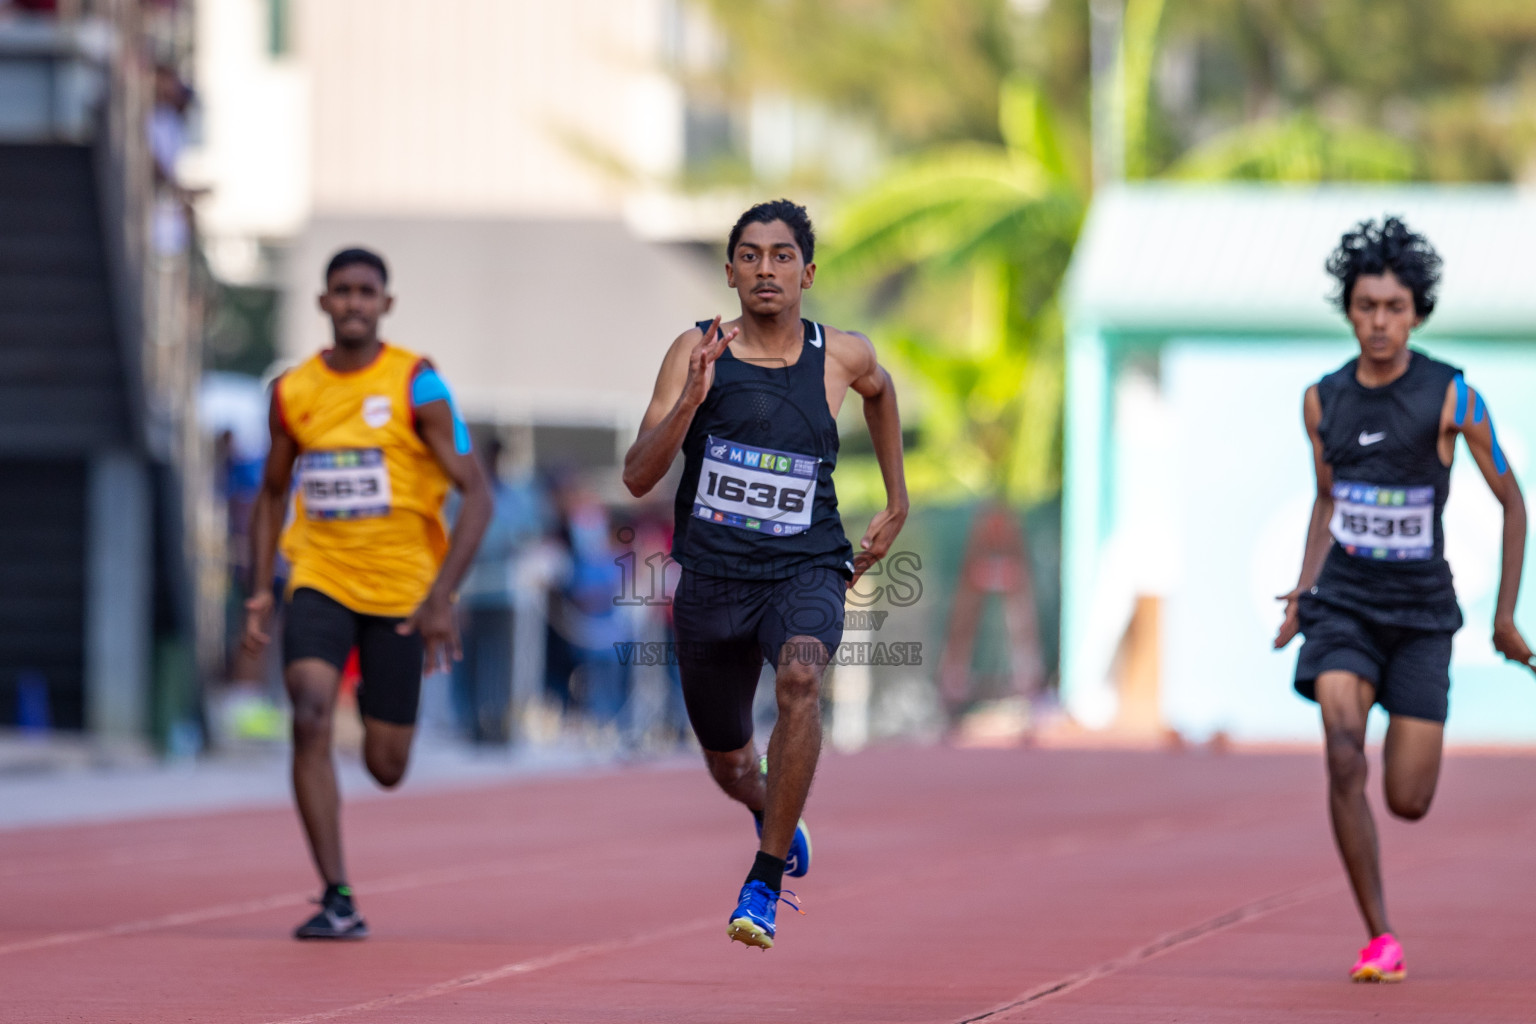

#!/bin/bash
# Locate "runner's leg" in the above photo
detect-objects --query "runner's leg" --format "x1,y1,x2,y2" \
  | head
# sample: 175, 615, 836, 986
689, 640, 764, 806
705, 742, 766, 811
1316, 669, 1391, 938
760, 635, 829, 860
286, 657, 346, 885
356, 611, 424, 789
362, 720, 415, 788
1382, 715, 1444, 821
1377, 628, 1450, 822
674, 570, 768, 806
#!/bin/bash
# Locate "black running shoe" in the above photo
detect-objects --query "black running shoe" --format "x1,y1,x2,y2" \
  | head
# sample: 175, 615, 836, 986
294, 888, 369, 940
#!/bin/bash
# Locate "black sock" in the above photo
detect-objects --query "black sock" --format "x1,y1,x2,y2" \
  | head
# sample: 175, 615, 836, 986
746, 851, 786, 892
323, 883, 354, 908
750, 808, 765, 826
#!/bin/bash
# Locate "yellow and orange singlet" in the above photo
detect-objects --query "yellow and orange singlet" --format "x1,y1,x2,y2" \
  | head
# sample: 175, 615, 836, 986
277, 342, 450, 617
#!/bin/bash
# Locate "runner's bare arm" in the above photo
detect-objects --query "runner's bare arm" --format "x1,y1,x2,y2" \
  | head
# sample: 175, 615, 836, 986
244, 388, 299, 653
1451, 382, 1533, 671
1275, 385, 1334, 649
622, 316, 738, 497
835, 329, 908, 585
401, 396, 495, 674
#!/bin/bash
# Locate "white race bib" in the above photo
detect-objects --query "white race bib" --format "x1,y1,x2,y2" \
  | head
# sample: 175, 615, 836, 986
1329, 480, 1433, 561
299, 449, 392, 520
693, 435, 819, 536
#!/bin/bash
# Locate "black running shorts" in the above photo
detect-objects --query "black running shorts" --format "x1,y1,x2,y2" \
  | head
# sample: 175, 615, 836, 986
1293, 596, 1454, 724
283, 586, 425, 726
672, 566, 847, 752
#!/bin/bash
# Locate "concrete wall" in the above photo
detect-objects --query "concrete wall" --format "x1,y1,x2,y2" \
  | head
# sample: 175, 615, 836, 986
281, 216, 722, 429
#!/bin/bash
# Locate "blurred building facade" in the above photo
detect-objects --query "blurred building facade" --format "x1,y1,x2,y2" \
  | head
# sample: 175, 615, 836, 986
182, 0, 760, 464
0, 0, 204, 746
1062, 185, 1536, 744
182, 0, 792, 746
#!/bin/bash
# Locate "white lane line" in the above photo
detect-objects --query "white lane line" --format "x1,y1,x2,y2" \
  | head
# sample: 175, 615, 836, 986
251, 813, 1274, 1023
0, 854, 600, 958
258, 915, 724, 1024
0, 890, 313, 957
0, 798, 1277, 960
954, 877, 1345, 1023
954, 818, 1536, 1023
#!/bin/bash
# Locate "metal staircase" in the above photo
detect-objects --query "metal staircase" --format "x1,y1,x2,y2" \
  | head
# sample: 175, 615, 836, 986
0, 6, 199, 743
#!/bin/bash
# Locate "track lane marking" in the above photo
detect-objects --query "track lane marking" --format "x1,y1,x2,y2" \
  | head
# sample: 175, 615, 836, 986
246, 810, 1292, 1023
258, 915, 725, 1024
0, 853, 615, 957
0, 797, 1262, 961
253, 859, 965, 1024
955, 877, 1346, 1022
954, 815, 1536, 1023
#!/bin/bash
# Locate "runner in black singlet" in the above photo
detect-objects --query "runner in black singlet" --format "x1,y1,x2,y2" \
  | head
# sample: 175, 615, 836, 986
1274, 217, 1534, 982
623, 200, 909, 949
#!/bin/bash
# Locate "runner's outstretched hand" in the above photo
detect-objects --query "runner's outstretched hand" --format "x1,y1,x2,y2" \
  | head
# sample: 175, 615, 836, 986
1492, 617, 1536, 675
398, 592, 461, 676
1273, 588, 1304, 649
851, 504, 908, 587
242, 591, 274, 657
680, 315, 738, 411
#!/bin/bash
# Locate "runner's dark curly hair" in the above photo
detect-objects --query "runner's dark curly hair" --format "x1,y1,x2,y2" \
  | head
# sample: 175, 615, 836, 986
1325, 216, 1442, 319
728, 199, 815, 264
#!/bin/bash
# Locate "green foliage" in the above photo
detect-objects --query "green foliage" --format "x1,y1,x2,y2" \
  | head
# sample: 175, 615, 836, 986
1157, 0, 1536, 181
691, 0, 1017, 149
686, 0, 1536, 509
1170, 112, 1417, 182
823, 81, 1083, 506
1121, 0, 1169, 179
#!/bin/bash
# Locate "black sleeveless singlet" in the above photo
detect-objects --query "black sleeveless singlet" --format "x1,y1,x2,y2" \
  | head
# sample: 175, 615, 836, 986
1309, 348, 1463, 632
671, 319, 855, 581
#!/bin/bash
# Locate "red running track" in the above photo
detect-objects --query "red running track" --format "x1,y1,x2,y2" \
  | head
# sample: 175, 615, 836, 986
2, 745, 1535, 1022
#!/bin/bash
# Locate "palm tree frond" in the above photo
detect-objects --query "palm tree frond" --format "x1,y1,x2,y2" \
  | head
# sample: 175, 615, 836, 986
1170, 113, 1417, 182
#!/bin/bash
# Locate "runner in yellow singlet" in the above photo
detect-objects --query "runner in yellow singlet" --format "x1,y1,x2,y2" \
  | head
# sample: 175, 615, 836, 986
243, 248, 493, 940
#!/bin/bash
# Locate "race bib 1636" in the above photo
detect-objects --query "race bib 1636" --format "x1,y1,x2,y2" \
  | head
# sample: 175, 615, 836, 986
693, 434, 819, 536
1329, 480, 1433, 560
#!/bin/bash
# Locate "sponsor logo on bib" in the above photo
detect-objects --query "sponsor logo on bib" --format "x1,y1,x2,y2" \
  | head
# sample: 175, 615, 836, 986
362, 395, 393, 429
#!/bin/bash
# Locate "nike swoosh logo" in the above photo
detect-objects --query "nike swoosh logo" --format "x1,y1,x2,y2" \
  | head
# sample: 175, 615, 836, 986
1358, 431, 1386, 446
326, 909, 359, 930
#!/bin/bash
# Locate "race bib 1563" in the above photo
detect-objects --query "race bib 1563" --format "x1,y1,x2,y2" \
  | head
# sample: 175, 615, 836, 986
299, 449, 392, 520
693, 434, 819, 536
1329, 480, 1433, 560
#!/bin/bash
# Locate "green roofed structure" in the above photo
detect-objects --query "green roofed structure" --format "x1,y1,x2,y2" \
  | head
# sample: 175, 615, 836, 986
1061, 185, 1536, 743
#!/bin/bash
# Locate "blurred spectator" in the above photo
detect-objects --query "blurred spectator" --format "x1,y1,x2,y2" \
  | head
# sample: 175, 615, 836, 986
453, 438, 542, 744
204, 375, 287, 742
149, 64, 190, 182
544, 475, 632, 738
148, 63, 195, 254
617, 510, 692, 749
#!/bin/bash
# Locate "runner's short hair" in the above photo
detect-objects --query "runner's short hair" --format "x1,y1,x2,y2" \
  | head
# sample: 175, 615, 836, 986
1326, 216, 1441, 319
728, 199, 815, 264
325, 247, 389, 287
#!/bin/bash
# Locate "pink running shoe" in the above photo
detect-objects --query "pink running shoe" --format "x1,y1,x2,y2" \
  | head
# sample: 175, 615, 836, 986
1350, 933, 1406, 983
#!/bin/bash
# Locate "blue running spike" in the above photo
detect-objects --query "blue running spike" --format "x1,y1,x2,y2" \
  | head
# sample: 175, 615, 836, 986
727, 881, 803, 949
